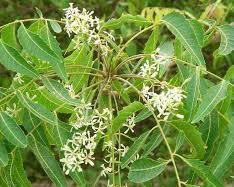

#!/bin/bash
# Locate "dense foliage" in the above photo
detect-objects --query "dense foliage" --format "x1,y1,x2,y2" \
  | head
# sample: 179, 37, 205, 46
0, 1, 233, 186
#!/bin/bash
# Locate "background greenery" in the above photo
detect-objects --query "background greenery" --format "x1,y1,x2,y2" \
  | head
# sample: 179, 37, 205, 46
0, 0, 233, 186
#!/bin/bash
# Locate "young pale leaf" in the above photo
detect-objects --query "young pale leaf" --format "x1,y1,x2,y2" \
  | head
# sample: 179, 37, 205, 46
128, 158, 168, 183
210, 117, 234, 179
121, 130, 151, 168
49, 21, 62, 33
171, 121, 205, 159
103, 14, 151, 29
217, 25, 234, 55
178, 156, 223, 187
6, 150, 31, 187
162, 12, 205, 67
192, 80, 228, 123
0, 141, 9, 167
0, 39, 39, 78
17, 24, 67, 82
42, 78, 80, 106
29, 137, 67, 187
111, 101, 144, 134
185, 67, 200, 120
17, 91, 57, 125
1, 23, 21, 50
0, 112, 27, 148
142, 125, 168, 157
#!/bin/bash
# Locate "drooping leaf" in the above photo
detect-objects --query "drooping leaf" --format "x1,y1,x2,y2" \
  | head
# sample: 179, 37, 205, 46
192, 80, 228, 123
185, 67, 200, 120
111, 101, 144, 135
17, 24, 67, 81
128, 158, 168, 183
0, 141, 9, 167
29, 136, 67, 187
6, 150, 31, 187
112, 80, 131, 104
42, 78, 80, 106
162, 12, 205, 67
142, 125, 168, 157
121, 130, 151, 168
171, 121, 205, 159
143, 29, 158, 54
199, 110, 219, 160
178, 156, 223, 187
17, 91, 57, 125
1, 23, 20, 50
217, 25, 234, 55
103, 14, 151, 29
39, 24, 63, 60
23, 112, 49, 146
0, 39, 39, 78
210, 117, 234, 179
0, 112, 27, 148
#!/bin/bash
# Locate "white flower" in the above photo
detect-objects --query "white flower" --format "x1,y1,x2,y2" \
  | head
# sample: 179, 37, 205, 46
141, 85, 185, 120
65, 84, 76, 98
100, 164, 112, 177
123, 114, 136, 134
139, 60, 159, 79
60, 130, 96, 175
13, 73, 24, 84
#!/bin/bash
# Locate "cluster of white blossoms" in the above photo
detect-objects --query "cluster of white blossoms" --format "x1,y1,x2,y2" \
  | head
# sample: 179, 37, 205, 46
60, 99, 113, 175
63, 3, 115, 56
13, 73, 24, 84
123, 114, 136, 134
142, 84, 186, 120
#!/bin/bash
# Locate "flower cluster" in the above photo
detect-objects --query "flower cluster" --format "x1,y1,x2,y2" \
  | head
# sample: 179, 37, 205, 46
63, 3, 115, 56
123, 114, 136, 134
60, 99, 113, 175
142, 84, 185, 120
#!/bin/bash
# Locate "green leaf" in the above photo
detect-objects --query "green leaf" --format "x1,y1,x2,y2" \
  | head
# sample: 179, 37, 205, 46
185, 67, 200, 120
23, 112, 49, 146
143, 29, 158, 54
49, 21, 62, 33
178, 156, 223, 187
42, 78, 80, 106
199, 110, 219, 160
162, 12, 205, 67
210, 117, 234, 179
1, 23, 20, 50
39, 24, 63, 60
217, 25, 234, 55
121, 130, 151, 168
103, 14, 151, 29
29, 136, 67, 187
17, 24, 67, 81
0, 141, 9, 167
192, 80, 228, 123
0, 112, 27, 148
171, 121, 205, 159
0, 39, 39, 78
128, 158, 168, 183
17, 91, 57, 125
33, 85, 74, 113
111, 101, 144, 134
142, 125, 168, 157
189, 19, 204, 47
6, 150, 31, 187
112, 80, 131, 104
175, 130, 185, 152
134, 108, 152, 123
